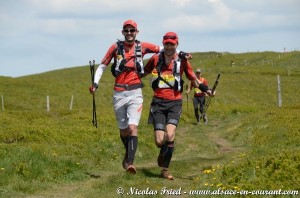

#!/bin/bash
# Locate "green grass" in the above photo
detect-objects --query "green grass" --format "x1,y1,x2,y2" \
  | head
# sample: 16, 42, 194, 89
0, 51, 300, 197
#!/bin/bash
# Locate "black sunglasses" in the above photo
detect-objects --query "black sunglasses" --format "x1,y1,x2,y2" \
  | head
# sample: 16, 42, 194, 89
163, 35, 177, 40
123, 28, 136, 33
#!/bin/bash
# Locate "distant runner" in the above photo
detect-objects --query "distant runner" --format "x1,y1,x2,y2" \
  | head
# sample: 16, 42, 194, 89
186, 68, 209, 124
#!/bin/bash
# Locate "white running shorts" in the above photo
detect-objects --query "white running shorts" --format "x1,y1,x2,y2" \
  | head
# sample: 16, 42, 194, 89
113, 88, 143, 129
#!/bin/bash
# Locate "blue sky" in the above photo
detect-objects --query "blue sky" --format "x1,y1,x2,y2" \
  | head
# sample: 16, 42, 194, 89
0, 0, 299, 77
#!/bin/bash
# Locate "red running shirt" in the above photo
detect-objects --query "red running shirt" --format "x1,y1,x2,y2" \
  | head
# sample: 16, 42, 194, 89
101, 41, 160, 91
144, 53, 196, 100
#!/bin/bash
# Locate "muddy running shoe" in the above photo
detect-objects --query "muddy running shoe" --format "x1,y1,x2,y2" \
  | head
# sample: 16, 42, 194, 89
157, 153, 163, 167
161, 169, 174, 180
203, 114, 208, 124
126, 164, 137, 174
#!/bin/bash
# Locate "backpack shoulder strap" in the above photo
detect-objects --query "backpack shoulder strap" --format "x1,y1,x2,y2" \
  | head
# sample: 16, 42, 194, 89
116, 39, 124, 58
134, 40, 142, 60
156, 52, 164, 76
112, 40, 125, 77
173, 55, 182, 91
173, 55, 181, 75
134, 40, 144, 75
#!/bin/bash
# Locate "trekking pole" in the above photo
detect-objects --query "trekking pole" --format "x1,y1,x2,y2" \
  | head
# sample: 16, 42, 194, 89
186, 94, 189, 110
203, 73, 221, 116
89, 60, 98, 128
185, 84, 189, 110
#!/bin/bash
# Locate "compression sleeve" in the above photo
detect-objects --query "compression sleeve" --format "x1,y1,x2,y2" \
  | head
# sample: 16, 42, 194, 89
198, 83, 209, 92
94, 64, 107, 85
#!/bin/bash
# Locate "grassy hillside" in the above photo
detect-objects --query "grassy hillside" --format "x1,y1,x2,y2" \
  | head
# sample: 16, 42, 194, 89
0, 51, 299, 197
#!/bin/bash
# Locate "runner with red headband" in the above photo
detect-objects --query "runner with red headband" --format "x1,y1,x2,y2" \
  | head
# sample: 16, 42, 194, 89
144, 32, 214, 180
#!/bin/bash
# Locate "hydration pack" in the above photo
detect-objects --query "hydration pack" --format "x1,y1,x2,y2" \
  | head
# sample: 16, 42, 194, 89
151, 52, 184, 92
111, 40, 144, 77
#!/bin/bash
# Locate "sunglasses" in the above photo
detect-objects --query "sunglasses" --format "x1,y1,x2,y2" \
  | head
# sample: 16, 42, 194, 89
163, 35, 177, 40
123, 28, 136, 33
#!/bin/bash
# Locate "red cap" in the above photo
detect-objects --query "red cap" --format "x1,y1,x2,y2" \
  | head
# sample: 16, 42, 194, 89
163, 32, 178, 44
123, 19, 137, 29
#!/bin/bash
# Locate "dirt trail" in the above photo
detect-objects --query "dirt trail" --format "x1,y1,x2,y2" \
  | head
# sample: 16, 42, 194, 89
26, 123, 240, 198
208, 132, 233, 153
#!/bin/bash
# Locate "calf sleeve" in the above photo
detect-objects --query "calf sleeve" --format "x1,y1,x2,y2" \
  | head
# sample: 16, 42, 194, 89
120, 135, 128, 152
194, 108, 200, 122
127, 136, 138, 165
162, 141, 175, 168
159, 141, 168, 155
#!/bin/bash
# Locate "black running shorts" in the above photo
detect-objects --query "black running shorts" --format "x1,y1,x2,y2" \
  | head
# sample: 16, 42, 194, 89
148, 97, 182, 131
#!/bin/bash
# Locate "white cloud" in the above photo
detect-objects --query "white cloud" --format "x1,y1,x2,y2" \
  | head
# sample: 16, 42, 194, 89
0, 0, 299, 77
209, 0, 231, 20
170, 0, 192, 7
27, 0, 155, 15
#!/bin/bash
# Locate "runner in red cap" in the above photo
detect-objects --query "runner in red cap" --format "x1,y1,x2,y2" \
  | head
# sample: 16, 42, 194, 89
186, 68, 209, 124
123, 20, 137, 29
89, 21, 191, 175
143, 32, 213, 180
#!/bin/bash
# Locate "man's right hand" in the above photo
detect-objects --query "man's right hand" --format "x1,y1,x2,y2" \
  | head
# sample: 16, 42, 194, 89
206, 90, 216, 96
89, 83, 98, 93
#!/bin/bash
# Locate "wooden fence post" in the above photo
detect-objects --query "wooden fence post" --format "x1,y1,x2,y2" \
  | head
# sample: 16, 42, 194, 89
1, 95, 4, 111
277, 75, 282, 107
70, 95, 74, 110
47, 96, 50, 111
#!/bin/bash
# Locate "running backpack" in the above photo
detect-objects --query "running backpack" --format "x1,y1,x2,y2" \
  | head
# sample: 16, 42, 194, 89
151, 52, 184, 92
111, 40, 144, 77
